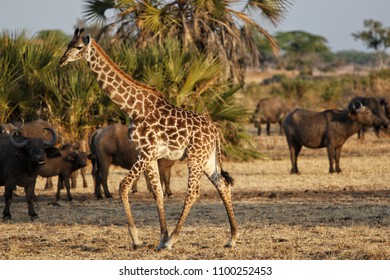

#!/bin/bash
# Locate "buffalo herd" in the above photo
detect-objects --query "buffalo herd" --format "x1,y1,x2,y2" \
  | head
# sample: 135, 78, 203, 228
1, 96, 389, 219
0, 119, 175, 219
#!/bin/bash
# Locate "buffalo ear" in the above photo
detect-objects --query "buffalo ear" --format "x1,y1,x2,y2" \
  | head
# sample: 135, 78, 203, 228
348, 112, 358, 121
45, 147, 61, 158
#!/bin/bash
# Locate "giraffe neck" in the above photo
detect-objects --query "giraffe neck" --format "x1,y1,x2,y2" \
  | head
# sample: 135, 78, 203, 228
86, 39, 165, 119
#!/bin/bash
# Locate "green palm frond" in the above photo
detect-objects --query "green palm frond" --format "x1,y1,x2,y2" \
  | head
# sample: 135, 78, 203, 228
245, 0, 291, 26
83, 0, 116, 22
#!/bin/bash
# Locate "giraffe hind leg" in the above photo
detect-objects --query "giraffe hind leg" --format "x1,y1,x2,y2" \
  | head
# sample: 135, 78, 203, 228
205, 159, 239, 248
158, 160, 203, 250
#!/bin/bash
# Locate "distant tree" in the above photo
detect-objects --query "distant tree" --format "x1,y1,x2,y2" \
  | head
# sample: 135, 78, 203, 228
334, 50, 379, 67
352, 19, 390, 68
275, 30, 331, 75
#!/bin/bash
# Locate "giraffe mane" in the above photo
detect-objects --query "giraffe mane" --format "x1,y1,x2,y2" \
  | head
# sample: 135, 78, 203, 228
91, 39, 165, 99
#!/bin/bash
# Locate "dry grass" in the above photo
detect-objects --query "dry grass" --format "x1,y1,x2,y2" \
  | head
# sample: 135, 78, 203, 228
1, 128, 390, 260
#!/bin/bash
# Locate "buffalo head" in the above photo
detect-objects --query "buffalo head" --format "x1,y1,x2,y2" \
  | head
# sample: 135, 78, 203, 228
348, 101, 382, 127
10, 128, 57, 165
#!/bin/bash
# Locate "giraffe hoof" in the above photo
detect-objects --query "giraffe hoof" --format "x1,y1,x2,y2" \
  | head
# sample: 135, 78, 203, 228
132, 242, 146, 250
156, 243, 172, 251
224, 238, 237, 248
156, 239, 173, 251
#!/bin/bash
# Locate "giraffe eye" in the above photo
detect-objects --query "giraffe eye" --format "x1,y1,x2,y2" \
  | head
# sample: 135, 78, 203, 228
75, 46, 83, 50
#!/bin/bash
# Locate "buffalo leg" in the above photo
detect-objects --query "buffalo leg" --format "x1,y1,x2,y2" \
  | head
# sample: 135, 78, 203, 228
99, 164, 112, 199
71, 171, 78, 189
56, 176, 63, 201
100, 174, 112, 198
278, 120, 283, 135
3, 185, 14, 219
288, 141, 302, 174
63, 176, 73, 201
266, 121, 271, 136
72, 168, 87, 189
92, 163, 102, 199
327, 145, 336, 173
81, 167, 88, 188
334, 146, 343, 173
26, 184, 38, 220
257, 124, 262, 136
159, 163, 173, 197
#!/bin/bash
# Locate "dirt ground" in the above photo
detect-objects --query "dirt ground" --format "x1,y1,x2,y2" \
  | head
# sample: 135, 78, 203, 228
1, 125, 390, 260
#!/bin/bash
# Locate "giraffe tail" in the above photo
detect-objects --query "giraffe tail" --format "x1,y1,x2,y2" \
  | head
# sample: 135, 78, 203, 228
216, 133, 234, 186
221, 170, 234, 186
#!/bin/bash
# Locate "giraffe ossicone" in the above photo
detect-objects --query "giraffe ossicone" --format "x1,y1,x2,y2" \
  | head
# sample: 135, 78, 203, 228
60, 28, 239, 250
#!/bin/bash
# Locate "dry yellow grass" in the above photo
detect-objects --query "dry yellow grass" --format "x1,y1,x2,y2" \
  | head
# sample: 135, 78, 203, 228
1, 128, 390, 260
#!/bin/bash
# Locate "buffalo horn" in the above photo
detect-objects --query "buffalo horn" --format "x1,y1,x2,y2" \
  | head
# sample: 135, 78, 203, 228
348, 101, 356, 113
43, 127, 57, 147
9, 131, 29, 148
13, 117, 25, 133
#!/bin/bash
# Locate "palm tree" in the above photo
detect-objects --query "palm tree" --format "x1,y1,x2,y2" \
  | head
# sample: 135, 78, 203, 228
83, 0, 291, 82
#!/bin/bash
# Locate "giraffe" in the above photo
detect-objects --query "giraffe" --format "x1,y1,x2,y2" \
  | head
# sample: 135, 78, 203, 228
60, 28, 239, 250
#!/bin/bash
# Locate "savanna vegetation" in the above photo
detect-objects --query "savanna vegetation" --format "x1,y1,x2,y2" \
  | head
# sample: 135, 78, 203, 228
0, 0, 389, 160
1, 0, 390, 261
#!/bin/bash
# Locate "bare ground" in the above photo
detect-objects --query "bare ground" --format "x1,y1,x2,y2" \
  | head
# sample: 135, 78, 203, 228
1, 128, 390, 260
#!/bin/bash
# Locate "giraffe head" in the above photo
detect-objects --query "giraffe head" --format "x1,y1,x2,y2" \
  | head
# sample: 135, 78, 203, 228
60, 28, 91, 66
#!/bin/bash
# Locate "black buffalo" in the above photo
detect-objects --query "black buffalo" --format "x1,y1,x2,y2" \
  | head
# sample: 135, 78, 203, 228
0, 119, 60, 190
89, 124, 175, 199
0, 128, 57, 219
251, 96, 289, 135
283, 101, 381, 174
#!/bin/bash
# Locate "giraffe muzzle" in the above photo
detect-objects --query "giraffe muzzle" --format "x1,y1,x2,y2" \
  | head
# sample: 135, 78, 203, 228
59, 56, 68, 67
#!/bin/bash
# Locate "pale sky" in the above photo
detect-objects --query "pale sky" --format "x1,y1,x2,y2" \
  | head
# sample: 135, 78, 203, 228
0, 0, 389, 52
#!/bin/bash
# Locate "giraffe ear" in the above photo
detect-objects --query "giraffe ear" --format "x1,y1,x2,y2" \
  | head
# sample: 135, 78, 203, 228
83, 35, 91, 46
73, 28, 80, 37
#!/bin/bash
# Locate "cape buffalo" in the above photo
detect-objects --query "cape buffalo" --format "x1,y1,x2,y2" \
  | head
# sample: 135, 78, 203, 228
350, 96, 390, 140
251, 96, 288, 135
283, 101, 381, 174
60, 141, 88, 190
38, 145, 88, 201
89, 124, 174, 199
0, 119, 60, 190
0, 128, 57, 219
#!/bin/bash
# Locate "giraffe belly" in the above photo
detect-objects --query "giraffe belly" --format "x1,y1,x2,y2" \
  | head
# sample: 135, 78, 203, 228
157, 144, 186, 160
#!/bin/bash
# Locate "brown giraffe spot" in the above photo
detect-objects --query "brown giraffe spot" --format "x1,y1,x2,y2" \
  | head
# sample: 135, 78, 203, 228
112, 94, 125, 104
167, 117, 176, 127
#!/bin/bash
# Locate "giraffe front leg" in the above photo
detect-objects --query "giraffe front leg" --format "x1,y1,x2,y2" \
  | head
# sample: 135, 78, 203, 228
145, 161, 169, 250
119, 161, 148, 250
